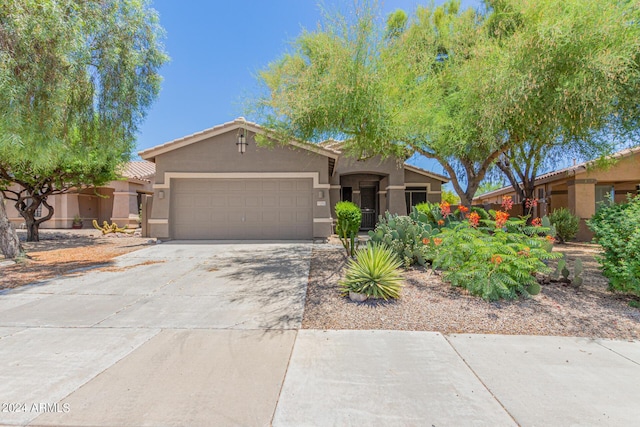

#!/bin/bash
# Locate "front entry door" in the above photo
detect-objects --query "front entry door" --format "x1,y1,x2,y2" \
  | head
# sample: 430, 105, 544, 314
360, 186, 377, 230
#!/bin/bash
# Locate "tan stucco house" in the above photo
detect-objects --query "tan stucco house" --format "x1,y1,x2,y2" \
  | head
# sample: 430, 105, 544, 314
139, 118, 449, 240
4, 161, 155, 229
473, 146, 640, 240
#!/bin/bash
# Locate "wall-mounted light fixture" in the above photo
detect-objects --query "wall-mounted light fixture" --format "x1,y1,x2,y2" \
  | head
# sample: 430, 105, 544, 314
158, 191, 165, 199
318, 190, 324, 199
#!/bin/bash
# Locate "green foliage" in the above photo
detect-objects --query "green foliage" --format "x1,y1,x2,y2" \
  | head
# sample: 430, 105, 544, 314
335, 201, 362, 257
441, 190, 460, 204
549, 208, 580, 243
432, 225, 562, 301
477, 180, 506, 195
368, 210, 438, 267
0, 0, 168, 241
252, 0, 640, 208
588, 195, 640, 295
340, 243, 404, 300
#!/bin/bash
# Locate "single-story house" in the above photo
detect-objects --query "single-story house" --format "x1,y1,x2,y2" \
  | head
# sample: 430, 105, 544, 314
472, 146, 640, 241
3, 161, 155, 229
138, 117, 449, 240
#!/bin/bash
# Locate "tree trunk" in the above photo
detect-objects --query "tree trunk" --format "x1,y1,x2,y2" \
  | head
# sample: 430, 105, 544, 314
21, 210, 39, 242
0, 193, 23, 258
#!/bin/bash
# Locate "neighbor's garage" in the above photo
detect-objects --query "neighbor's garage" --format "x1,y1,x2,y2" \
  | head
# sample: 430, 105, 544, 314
171, 178, 313, 240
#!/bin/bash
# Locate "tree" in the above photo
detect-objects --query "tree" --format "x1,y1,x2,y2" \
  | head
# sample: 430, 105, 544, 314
0, 0, 167, 247
486, 0, 640, 209
0, 196, 21, 258
255, 1, 497, 205
253, 0, 640, 207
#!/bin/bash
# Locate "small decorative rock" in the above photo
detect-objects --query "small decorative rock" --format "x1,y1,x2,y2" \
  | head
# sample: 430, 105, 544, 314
349, 291, 368, 302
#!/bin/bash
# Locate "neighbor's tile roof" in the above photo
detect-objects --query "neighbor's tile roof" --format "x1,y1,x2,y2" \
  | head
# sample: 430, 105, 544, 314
474, 145, 640, 200
120, 161, 156, 182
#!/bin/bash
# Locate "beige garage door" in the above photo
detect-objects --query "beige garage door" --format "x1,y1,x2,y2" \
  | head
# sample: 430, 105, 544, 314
171, 178, 313, 240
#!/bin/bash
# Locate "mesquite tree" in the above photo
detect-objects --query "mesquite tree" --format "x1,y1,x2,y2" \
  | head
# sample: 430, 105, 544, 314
0, 0, 168, 247
253, 0, 640, 207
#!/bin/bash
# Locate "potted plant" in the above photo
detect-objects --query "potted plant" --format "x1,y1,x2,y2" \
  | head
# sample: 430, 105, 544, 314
72, 214, 83, 229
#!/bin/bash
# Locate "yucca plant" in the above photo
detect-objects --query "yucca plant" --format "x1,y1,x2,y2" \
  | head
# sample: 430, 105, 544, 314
340, 243, 404, 300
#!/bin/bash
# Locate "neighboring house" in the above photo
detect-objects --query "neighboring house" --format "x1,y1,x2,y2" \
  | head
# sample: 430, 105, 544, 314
473, 146, 640, 241
4, 161, 155, 229
139, 117, 449, 240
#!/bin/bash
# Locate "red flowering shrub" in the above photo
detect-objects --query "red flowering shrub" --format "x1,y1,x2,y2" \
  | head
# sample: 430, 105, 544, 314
501, 196, 513, 211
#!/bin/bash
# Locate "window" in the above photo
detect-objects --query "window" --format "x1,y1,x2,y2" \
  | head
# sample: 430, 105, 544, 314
405, 187, 427, 211
595, 185, 614, 210
537, 188, 545, 200
341, 187, 352, 203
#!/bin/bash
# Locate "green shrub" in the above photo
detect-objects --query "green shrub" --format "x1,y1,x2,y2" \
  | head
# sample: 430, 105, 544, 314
368, 210, 438, 267
588, 194, 640, 295
340, 243, 404, 300
548, 208, 580, 243
431, 224, 562, 301
335, 201, 362, 257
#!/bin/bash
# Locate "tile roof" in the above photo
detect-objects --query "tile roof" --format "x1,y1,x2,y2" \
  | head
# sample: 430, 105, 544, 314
120, 161, 156, 182
474, 145, 640, 200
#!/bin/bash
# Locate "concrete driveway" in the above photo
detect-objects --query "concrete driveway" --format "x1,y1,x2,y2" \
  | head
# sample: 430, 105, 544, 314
1, 242, 639, 426
0, 243, 310, 426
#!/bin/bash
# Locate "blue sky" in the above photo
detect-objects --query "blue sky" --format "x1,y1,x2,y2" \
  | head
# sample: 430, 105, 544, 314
136, 0, 483, 176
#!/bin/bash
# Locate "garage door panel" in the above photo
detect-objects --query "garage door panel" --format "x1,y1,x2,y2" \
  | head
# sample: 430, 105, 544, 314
193, 211, 211, 222
245, 196, 260, 207
296, 211, 312, 221
228, 181, 246, 192
171, 178, 313, 240
262, 181, 278, 191
262, 198, 277, 208
245, 212, 259, 222
228, 196, 245, 207
278, 196, 294, 208
278, 181, 295, 191
194, 197, 212, 208
262, 211, 278, 222
296, 180, 311, 191
296, 196, 311, 207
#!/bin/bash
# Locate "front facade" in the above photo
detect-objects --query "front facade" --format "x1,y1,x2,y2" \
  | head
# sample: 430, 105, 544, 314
139, 118, 448, 240
4, 161, 154, 230
473, 147, 640, 241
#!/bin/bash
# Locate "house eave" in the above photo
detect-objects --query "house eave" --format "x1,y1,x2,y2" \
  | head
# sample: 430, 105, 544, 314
138, 117, 340, 162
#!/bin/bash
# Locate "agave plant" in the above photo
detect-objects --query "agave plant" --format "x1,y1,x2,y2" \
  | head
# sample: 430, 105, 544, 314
340, 243, 404, 300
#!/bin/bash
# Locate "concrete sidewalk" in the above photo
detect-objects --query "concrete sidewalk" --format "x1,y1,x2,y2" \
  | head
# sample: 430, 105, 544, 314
0, 243, 638, 426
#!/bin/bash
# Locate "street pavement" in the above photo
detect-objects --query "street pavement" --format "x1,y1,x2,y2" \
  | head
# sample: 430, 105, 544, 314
0, 242, 638, 426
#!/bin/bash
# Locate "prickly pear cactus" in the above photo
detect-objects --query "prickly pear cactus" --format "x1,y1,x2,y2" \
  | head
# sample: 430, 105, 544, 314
573, 258, 584, 287
368, 211, 438, 267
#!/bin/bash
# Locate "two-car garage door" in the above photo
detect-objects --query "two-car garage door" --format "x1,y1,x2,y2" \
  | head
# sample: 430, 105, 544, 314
171, 178, 313, 240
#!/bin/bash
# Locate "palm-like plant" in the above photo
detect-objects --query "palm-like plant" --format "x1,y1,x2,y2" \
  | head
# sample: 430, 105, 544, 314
340, 243, 404, 300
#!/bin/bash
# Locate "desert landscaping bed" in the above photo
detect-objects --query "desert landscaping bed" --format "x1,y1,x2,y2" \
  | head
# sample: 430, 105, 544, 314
303, 243, 640, 340
0, 230, 155, 289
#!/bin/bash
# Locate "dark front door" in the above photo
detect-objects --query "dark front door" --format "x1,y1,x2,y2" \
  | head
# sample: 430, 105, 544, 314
360, 186, 377, 230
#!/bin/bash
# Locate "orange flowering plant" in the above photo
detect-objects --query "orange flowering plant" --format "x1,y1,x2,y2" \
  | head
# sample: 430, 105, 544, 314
431, 223, 562, 301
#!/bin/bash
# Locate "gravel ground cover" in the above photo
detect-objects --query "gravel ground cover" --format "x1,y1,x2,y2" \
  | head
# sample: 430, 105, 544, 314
303, 243, 640, 340
0, 230, 155, 289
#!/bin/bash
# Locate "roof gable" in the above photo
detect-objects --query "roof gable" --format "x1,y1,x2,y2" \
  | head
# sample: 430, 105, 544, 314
138, 117, 339, 162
